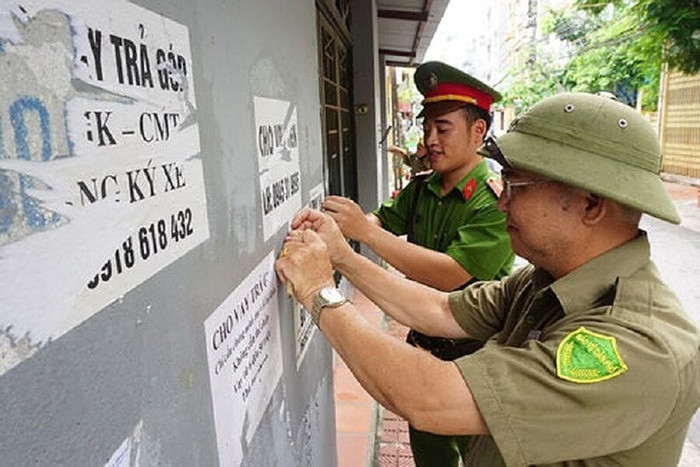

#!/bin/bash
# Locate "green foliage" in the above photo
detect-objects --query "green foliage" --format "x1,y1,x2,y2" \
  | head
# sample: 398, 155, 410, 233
638, 0, 700, 74
574, 0, 700, 73
501, 56, 561, 113
396, 71, 421, 110
503, 0, 700, 114
560, 7, 662, 107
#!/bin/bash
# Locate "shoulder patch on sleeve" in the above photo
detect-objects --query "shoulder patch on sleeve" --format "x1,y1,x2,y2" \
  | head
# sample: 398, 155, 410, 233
486, 177, 503, 198
556, 327, 628, 383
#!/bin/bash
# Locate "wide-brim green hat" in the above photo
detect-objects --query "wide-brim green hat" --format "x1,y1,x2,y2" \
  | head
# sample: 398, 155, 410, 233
489, 92, 679, 224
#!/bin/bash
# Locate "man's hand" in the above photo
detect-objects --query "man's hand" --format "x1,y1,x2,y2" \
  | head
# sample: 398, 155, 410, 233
275, 229, 335, 309
322, 196, 374, 242
290, 208, 354, 266
388, 146, 410, 165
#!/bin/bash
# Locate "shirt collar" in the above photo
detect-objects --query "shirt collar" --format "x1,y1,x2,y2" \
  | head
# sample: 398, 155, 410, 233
425, 159, 489, 200
543, 232, 651, 315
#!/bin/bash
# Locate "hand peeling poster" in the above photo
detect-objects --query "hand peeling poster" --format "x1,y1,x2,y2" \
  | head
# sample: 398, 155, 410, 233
204, 252, 283, 467
0, 0, 209, 375
254, 96, 302, 241
293, 183, 325, 368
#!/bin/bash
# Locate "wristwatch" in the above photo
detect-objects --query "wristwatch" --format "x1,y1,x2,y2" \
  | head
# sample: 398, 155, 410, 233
310, 286, 348, 327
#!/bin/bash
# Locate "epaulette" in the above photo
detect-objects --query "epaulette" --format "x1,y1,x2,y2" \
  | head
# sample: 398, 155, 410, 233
486, 177, 503, 198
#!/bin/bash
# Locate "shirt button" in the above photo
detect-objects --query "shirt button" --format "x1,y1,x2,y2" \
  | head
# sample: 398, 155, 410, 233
433, 234, 438, 240
525, 316, 536, 325
438, 201, 443, 207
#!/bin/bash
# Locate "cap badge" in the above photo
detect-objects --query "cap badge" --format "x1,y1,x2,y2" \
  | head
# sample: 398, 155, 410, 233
486, 177, 503, 198
425, 72, 438, 91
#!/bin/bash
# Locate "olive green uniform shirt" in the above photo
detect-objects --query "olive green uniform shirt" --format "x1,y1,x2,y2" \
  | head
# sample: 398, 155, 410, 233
448, 233, 700, 466
374, 160, 513, 281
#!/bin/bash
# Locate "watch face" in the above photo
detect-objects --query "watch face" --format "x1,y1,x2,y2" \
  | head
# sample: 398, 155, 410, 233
320, 287, 345, 304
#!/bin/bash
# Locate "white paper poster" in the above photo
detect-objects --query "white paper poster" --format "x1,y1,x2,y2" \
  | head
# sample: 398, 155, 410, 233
254, 96, 302, 241
204, 253, 283, 467
0, 0, 209, 376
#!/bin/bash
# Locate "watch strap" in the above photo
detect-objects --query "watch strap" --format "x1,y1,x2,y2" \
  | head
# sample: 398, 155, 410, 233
310, 288, 349, 327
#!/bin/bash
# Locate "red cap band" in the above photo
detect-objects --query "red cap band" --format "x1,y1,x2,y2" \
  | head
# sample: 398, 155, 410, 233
422, 83, 494, 112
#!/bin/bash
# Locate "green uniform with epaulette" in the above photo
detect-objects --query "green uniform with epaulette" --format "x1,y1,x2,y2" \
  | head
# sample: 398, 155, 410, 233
376, 160, 514, 466
449, 233, 700, 466
375, 61, 515, 467
375, 160, 513, 282
375, 162, 514, 467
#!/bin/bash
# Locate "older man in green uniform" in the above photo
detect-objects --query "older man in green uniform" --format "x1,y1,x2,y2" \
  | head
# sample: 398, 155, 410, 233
321, 61, 514, 465
277, 92, 700, 465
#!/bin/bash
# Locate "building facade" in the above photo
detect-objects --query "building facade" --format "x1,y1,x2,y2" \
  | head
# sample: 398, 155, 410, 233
0, 0, 445, 464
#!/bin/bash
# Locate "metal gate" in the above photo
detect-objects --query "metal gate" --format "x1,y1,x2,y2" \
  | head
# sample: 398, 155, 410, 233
317, 0, 357, 199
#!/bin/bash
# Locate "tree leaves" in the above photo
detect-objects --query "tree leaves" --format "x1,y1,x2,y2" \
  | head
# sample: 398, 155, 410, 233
502, 0, 699, 113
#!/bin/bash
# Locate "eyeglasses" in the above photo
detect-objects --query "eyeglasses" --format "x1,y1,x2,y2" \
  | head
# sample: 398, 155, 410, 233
501, 177, 553, 201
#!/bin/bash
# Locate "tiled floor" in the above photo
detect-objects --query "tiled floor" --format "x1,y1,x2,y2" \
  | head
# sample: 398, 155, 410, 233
376, 318, 413, 467
333, 290, 388, 467
377, 409, 414, 467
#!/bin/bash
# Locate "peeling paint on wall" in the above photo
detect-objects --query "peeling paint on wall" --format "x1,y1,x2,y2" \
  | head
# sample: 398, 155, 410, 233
0, 0, 209, 376
104, 420, 144, 467
293, 376, 330, 466
0, 325, 40, 375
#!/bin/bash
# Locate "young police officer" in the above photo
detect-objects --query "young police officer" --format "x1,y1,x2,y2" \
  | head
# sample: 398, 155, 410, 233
322, 61, 514, 465
277, 92, 700, 466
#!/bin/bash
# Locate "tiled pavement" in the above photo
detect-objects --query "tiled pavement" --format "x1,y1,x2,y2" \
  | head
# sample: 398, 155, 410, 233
333, 289, 414, 467
333, 290, 388, 467
375, 319, 413, 467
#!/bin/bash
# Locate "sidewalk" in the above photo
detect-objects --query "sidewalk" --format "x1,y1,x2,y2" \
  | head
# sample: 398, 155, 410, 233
333, 289, 413, 467
374, 318, 413, 466
662, 178, 700, 233
333, 291, 384, 467
659, 178, 700, 467
333, 178, 700, 467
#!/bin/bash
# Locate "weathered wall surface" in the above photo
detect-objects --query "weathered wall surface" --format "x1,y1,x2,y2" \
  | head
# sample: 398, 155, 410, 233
0, 0, 336, 465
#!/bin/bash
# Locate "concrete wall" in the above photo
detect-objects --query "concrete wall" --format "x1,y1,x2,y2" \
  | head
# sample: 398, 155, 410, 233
352, 0, 386, 262
352, 0, 383, 214
0, 0, 337, 465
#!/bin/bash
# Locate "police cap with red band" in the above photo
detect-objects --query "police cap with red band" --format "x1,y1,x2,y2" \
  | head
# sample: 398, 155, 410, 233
415, 61, 502, 120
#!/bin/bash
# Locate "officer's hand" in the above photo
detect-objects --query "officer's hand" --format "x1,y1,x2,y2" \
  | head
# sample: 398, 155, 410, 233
387, 146, 408, 157
322, 196, 371, 242
275, 230, 335, 308
289, 208, 353, 266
